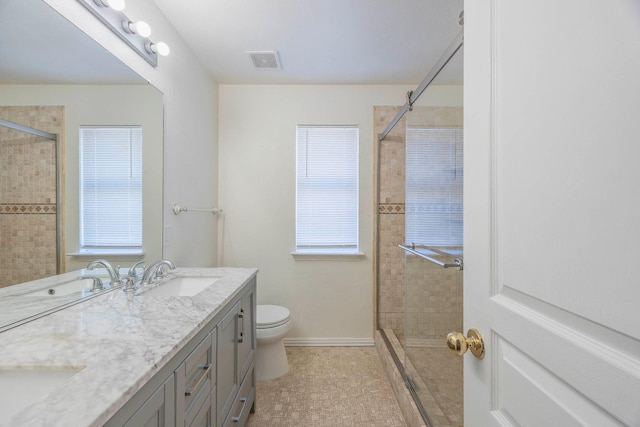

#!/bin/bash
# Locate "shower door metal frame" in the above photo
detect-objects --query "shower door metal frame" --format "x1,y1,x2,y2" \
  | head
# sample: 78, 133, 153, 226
378, 29, 463, 143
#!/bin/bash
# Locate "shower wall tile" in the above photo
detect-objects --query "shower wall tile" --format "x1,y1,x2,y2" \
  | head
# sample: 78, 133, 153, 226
375, 106, 407, 335
0, 106, 64, 288
0, 214, 57, 287
405, 257, 463, 341
406, 107, 463, 128
379, 139, 405, 204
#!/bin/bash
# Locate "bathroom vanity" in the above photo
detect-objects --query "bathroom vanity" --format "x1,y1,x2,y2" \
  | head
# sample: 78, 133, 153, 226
0, 267, 257, 427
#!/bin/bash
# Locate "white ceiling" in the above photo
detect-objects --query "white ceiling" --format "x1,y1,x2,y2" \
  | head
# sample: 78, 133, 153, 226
0, 0, 463, 86
153, 0, 464, 85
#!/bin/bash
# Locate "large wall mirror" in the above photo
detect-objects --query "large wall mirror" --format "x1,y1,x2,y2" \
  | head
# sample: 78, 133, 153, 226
0, 0, 164, 328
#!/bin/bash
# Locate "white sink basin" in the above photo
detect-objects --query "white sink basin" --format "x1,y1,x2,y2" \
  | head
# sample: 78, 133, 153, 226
0, 367, 82, 423
142, 276, 221, 297
24, 278, 100, 297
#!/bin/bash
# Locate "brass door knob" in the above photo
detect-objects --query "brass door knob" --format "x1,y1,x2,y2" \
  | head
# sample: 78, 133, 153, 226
446, 328, 485, 359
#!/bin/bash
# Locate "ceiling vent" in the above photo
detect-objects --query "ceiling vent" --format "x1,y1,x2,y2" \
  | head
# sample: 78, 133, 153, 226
246, 50, 281, 70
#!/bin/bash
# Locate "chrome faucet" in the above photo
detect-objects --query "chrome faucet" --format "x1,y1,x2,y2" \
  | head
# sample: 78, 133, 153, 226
78, 275, 104, 292
128, 260, 146, 280
86, 259, 122, 285
122, 276, 137, 292
141, 260, 176, 285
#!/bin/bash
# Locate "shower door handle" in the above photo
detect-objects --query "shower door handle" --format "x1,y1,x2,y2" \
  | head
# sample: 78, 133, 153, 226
446, 328, 485, 359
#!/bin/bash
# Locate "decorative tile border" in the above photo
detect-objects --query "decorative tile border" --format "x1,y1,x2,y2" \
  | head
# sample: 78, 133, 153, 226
379, 203, 405, 214
0, 204, 57, 214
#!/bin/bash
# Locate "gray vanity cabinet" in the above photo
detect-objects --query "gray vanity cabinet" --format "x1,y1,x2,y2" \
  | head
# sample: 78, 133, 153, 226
105, 277, 256, 427
123, 374, 175, 427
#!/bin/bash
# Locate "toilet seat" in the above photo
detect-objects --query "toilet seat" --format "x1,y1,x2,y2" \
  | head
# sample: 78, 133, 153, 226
257, 305, 290, 329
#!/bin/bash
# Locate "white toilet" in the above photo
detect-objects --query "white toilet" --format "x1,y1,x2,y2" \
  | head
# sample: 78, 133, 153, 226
255, 304, 292, 381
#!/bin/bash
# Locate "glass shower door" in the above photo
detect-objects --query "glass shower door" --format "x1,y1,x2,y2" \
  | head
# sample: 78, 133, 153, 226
403, 246, 463, 427
403, 89, 464, 425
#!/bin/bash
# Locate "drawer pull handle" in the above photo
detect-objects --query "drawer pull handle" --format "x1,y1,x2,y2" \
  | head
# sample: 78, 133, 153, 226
238, 309, 245, 343
231, 397, 248, 422
185, 363, 211, 396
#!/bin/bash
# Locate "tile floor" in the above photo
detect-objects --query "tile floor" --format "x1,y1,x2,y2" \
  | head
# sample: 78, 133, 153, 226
246, 346, 407, 427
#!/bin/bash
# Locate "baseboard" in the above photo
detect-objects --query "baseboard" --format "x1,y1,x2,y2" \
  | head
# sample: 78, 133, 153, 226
284, 337, 375, 347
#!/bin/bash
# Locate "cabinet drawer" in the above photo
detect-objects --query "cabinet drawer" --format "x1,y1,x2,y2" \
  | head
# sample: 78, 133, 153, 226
186, 330, 215, 387
188, 387, 216, 427
223, 365, 255, 427
176, 329, 216, 425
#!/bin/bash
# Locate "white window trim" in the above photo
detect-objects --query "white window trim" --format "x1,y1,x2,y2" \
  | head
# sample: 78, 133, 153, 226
291, 250, 365, 261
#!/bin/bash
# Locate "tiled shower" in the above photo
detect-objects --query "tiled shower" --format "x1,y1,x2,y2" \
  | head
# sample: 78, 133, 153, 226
375, 105, 464, 427
0, 106, 63, 287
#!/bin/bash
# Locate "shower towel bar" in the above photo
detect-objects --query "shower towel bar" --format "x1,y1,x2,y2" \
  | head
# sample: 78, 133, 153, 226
399, 244, 463, 270
172, 204, 222, 215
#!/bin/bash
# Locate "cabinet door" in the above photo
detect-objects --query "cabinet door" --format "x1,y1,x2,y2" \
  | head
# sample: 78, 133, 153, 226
124, 374, 175, 427
216, 301, 239, 427
237, 286, 255, 383
222, 366, 255, 427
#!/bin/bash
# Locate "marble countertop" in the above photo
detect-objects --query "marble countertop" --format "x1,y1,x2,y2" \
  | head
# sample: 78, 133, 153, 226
0, 267, 258, 427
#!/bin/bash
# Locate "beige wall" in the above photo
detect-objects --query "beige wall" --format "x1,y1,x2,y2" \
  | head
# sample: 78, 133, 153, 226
218, 84, 461, 342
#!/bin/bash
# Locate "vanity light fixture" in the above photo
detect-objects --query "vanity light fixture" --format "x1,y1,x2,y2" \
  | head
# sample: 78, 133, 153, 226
94, 0, 126, 11
78, 0, 170, 67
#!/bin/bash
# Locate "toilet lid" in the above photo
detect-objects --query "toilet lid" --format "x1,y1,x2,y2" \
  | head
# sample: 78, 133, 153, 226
257, 305, 290, 329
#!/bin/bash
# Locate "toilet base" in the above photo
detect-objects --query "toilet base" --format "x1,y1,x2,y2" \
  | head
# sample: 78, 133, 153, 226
256, 338, 289, 381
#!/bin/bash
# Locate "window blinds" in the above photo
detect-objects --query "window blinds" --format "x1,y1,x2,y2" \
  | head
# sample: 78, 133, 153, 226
296, 125, 359, 251
406, 127, 463, 246
79, 126, 143, 251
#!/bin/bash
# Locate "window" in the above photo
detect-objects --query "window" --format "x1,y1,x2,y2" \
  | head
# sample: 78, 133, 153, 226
79, 126, 142, 253
406, 127, 463, 246
295, 125, 359, 254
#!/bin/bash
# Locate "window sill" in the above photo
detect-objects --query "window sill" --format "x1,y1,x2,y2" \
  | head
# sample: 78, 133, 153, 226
67, 250, 145, 259
291, 251, 365, 261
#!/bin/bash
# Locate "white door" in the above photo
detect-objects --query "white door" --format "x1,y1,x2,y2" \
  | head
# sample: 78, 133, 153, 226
464, 1, 640, 425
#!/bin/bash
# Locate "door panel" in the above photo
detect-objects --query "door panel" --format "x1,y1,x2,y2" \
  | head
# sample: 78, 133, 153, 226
492, 291, 637, 425
464, 0, 640, 425
496, 338, 620, 427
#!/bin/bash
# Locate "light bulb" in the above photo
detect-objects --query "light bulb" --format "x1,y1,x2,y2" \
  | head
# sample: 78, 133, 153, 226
145, 41, 170, 57
133, 21, 152, 37
123, 20, 152, 37
106, 0, 125, 11
156, 42, 170, 56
